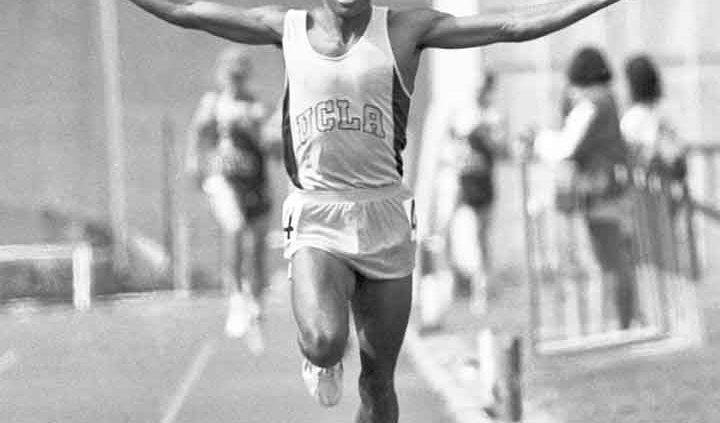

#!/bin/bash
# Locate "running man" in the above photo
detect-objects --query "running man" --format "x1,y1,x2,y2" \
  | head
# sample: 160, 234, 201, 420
187, 46, 271, 351
445, 71, 508, 315
124, 0, 628, 421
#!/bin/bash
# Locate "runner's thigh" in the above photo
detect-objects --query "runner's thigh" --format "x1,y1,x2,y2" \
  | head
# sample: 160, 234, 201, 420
352, 275, 412, 369
203, 175, 244, 232
291, 248, 356, 341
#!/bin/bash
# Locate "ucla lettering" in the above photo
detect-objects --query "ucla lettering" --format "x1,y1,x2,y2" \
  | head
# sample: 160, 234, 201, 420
296, 107, 314, 144
315, 100, 336, 133
295, 99, 386, 143
363, 104, 386, 138
336, 99, 362, 131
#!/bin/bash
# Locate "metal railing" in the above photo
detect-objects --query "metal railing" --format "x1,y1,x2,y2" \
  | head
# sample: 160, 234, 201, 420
685, 144, 720, 276
521, 156, 706, 356
0, 243, 111, 310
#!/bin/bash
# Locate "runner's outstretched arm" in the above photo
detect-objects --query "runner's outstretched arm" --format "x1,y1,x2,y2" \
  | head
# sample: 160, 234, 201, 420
124, 0, 286, 45
413, 0, 624, 49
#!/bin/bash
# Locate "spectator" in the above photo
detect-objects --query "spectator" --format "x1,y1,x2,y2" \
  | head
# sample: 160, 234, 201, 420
534, 46, 638, 330
622, 54, 687, 183
622, 54, 689, 287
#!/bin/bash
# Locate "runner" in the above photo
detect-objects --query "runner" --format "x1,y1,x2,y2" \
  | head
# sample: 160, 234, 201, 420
445, 71, 508, 315
187, 46, 271, 352
124, 0, 628, 421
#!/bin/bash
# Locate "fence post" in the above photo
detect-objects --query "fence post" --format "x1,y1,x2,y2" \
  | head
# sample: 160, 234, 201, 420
496, 335, 524, 422
684, 185, 701, 281
72, 243, 93, 311
521, 157, 540, 355
162, 116, 191, 294
700, 154, 717, 270
162, 116, 175, 286
98, 0, 129, 271
478, 330, 523, 422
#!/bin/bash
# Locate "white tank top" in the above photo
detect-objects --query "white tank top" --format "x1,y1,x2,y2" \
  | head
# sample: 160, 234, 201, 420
281, 6, 413, 190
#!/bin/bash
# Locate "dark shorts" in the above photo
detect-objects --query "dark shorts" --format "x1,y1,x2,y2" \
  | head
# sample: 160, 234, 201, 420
226, 175, 271, 221
459, 171, 495, 209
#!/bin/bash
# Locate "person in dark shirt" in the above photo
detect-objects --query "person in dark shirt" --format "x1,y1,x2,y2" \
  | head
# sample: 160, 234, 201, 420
535, 46, 637, 330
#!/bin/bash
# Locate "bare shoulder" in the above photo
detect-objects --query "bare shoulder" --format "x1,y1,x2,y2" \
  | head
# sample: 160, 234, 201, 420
384, 8, 451, 91
387, 7, 449, 46
247, 4, 291, 34
176, 3, 292, 44
387, 7, 448, 25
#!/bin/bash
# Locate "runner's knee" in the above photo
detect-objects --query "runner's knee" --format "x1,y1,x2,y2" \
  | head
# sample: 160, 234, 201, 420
299, 328, 347, 367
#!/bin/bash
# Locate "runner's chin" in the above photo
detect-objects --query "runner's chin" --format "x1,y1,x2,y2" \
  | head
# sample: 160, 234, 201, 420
331, 0, 370, 16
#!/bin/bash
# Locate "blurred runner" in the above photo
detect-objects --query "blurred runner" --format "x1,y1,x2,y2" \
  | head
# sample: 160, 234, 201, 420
187, 46, 271, 352
125, 0, 629, 420
445, 71, 508, 315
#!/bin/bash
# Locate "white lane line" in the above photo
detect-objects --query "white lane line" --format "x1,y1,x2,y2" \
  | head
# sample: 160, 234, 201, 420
0, 350, 19, 376
160, 340, 217, 423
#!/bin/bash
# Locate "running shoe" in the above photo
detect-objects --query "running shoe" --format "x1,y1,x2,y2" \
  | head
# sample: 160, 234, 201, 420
225, 292, 262, 342
301, 359, 343, 407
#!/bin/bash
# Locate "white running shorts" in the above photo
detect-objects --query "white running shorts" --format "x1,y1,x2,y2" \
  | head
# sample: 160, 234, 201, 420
282, 184, 417, 280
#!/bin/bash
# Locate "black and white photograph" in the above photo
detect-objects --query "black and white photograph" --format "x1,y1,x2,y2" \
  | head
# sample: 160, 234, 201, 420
1, 1, 718, 422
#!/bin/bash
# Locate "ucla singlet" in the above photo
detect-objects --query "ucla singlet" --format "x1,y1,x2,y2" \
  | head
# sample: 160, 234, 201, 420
281, 6, 413, 191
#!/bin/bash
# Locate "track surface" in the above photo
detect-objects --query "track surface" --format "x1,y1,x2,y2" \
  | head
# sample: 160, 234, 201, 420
0, 284, 451, 423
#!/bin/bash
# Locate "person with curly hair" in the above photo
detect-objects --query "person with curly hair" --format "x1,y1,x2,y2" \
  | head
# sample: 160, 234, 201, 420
535, 46, 637, 331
